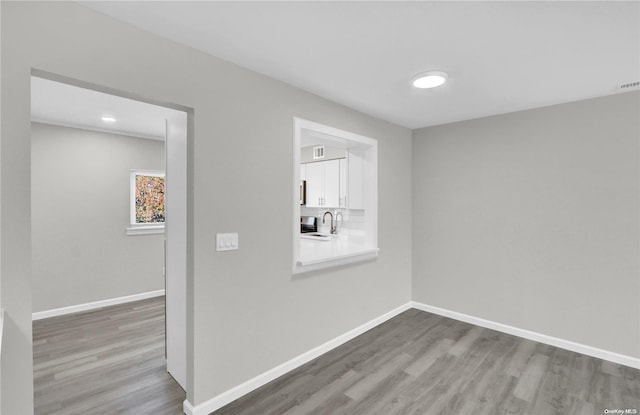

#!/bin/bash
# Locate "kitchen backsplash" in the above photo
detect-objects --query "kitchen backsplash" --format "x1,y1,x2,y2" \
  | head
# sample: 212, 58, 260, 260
300, 207, 364, 233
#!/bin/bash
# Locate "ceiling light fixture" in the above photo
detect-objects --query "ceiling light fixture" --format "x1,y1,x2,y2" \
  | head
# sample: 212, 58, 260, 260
412, 71, 448, 89
101, 115, 117, 123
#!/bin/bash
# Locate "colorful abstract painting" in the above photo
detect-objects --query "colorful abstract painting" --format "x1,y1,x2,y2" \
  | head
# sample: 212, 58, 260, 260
135, 174, 165, 224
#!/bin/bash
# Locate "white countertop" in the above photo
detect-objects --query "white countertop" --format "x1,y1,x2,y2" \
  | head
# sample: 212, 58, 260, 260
298, 231, 379, 269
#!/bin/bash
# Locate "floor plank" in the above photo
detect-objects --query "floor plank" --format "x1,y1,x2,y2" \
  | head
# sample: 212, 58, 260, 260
212, 309, 640, 415
33, 302, 640, 415
33, 296, 185, 415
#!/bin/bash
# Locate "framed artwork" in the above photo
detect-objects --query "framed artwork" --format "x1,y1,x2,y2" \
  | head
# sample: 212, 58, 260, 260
130, 170, 165, 226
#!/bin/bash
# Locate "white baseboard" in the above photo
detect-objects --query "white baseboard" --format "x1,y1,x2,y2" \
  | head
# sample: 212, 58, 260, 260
183, 300, 640, 415
32, 289, 166, 320
183, 301, 413, 415
182, 400, 195, 415
411, 301, 640, 370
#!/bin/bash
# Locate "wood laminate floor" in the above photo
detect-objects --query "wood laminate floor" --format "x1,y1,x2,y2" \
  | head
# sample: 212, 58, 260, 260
213, 309, 640, 415
34, 299, 640, 415
33, 296, 185, 415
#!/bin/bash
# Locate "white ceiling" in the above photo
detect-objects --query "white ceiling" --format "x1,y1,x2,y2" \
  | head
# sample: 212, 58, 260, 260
31, 76, 185, 140
78, 1, 639, 129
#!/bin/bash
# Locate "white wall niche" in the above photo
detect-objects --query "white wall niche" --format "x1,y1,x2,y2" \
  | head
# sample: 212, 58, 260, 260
293, 118, 379, 274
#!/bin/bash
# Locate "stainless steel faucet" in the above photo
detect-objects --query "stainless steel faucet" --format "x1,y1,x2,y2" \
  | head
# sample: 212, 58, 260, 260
334, 210, 343, 234
322, 211, 336, 234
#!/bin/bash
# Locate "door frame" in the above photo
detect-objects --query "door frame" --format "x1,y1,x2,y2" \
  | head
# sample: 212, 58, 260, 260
29, 68, 192, 391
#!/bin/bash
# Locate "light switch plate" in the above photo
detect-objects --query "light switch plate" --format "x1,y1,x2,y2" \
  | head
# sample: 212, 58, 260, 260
216, 233, 238, 252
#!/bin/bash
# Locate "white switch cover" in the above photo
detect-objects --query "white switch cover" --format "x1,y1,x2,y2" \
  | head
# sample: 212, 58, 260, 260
216, 233, 238, 252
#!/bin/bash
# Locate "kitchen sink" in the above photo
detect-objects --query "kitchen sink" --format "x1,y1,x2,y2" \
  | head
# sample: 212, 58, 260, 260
301, 233, 336, 241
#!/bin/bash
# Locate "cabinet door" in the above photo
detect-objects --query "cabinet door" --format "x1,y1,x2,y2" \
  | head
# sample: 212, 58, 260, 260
348, 151, 365, 209
305, 162, 323, 207
323, 159, 341, 208
339, 159, 348, 208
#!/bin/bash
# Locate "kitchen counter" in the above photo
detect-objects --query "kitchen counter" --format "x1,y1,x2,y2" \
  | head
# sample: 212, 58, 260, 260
297, 231, 379, 272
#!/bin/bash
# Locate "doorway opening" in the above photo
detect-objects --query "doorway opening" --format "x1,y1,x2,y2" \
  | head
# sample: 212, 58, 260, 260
30, 72, 189, 410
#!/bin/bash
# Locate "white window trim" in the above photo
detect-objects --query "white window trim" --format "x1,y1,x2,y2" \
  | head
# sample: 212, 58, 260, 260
293, 117, 378, 274
128, 169, 165, 236
126, 224, 165, 236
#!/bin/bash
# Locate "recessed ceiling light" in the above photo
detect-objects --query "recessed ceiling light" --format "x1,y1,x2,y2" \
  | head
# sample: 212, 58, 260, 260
101, 115, 117, 123
412, 71, 448, 89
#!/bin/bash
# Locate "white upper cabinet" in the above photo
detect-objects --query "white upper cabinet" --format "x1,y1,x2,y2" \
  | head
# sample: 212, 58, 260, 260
323, 159, 340, 207
303, 154, 363, 209
339, 159, 347, 208
347, 150, 365, 209
303, 159, 342, 208
305, 161, 324, 207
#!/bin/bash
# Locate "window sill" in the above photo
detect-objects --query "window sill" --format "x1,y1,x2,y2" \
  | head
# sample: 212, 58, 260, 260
126, 225, 165, 236
294, 248, 379, 274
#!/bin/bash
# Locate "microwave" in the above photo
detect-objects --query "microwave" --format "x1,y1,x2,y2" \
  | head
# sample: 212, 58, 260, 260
300, 216, 317, 233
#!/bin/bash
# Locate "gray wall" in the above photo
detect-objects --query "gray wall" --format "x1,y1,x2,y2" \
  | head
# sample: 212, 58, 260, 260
412, 91, 640, 358
31, 123, 165, 313
1, 2, 412, 411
